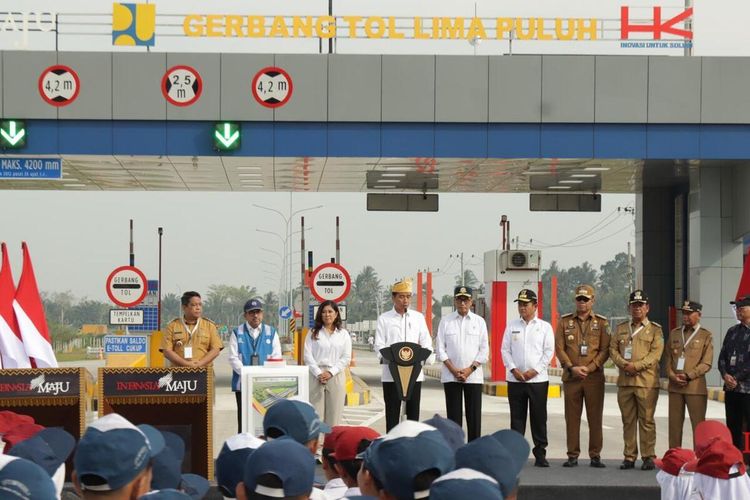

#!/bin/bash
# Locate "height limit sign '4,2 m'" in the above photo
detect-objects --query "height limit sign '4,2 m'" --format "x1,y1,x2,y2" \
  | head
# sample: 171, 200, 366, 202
38, 65, 80, 107
252, 67, 293, 108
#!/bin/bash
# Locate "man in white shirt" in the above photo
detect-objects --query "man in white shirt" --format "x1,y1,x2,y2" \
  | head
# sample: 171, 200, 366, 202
375, 278, 433, 431
501, 289, 555, 467
228, 298, 282, 432
435, 285, 489, 441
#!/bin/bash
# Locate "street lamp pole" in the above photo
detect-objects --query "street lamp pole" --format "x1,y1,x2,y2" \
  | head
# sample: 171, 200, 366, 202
253, 202, 322, 313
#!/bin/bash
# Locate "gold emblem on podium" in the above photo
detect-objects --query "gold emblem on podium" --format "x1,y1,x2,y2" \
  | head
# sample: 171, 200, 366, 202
399, 346, 414, 362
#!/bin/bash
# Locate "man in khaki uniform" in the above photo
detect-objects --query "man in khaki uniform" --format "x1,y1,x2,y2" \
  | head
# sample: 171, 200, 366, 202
161, 291, 223, 367
610, 289, 664, 471
555, 284, 610, 468
665, 300, 713, 448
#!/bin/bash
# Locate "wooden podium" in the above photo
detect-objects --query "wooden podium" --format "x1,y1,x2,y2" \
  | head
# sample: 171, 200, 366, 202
98, 367, 213, 478
0, 367, 92, 480
0, 367, 90, 437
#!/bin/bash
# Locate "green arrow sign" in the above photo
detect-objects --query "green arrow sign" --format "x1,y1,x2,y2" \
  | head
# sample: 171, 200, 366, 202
213, 122, 240, 151
0, 120, 26, 149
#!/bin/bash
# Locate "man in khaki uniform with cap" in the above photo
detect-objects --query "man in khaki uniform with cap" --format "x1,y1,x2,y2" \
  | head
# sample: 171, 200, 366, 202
161, 291, 223, 367
665, 300, 713, 448
610, 289, 664, 471
555, 284, 610, 468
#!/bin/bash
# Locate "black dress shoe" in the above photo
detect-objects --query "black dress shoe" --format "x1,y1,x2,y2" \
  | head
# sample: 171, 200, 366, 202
620, 460, 635, 470
641, 458, 655, 470
535, 458, 550, 467
590, 457, 606, 468
562, 458, 579, 467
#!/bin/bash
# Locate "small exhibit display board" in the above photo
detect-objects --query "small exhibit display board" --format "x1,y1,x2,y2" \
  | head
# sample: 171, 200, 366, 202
0, 367, 92, 479
240, 365, 309, 436
98, 367, 213, 477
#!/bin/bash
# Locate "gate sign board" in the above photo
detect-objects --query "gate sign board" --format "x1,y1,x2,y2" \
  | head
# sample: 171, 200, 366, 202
109, 309, 145, 325
309, 263, 351, 303
38, 65, 80, 107
106, 266, 148, 308
162, 65, 203, 106
0, 157, 61, 179
252, 67, 293, 108
104, 335, 148, 354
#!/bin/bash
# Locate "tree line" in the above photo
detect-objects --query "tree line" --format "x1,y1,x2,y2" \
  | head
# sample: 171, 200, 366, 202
42, 251, 633, 343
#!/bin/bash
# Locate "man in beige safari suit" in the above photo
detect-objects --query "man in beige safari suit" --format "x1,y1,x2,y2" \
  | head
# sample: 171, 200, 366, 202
555, 284, 610, 468
665, 300, 713, 448
610, 289, 664, 471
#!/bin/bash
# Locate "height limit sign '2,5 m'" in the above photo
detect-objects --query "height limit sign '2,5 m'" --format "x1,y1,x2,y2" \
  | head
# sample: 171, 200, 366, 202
252, 66, 293, 108
162, 65, 203, 106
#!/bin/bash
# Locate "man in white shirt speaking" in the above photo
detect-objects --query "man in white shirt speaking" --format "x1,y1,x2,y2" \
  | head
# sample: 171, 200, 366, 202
375, 278, 433, 432
436, 285, 489, 441
501, 289, 555, 467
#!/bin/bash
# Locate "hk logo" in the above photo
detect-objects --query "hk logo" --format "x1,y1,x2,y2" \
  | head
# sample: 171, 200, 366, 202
620, 6, 693, 40
112, 3, 155, 46
30, 374, 70, 395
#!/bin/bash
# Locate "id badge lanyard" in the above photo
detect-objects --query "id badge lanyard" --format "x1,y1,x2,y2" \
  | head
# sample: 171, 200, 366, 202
246, 323, 263, 365
677, 325, 700, 371
579, 319, 590, 357
625, 324, 644, 360
181, 318, 201, 359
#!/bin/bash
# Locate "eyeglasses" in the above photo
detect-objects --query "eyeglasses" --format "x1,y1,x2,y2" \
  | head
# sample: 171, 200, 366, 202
576, 297, 591, 303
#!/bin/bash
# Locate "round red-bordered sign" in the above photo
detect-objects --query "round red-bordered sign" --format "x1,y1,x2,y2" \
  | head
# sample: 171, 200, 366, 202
251, 66, 293, 108
106, 265, 149, 308
38, 65, 80, 107
161, 65, 203, 107
309, 263, 351, 304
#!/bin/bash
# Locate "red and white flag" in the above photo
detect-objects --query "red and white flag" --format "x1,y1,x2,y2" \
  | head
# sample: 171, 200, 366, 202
13, 242, 57, 368
736, 250, 750, 301
0, 243, 30, 368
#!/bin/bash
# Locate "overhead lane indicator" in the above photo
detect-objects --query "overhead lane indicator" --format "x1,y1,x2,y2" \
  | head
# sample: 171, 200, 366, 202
38, 65, 80, 107
252, 66, 293, 108
106, 265, 148, 308
309, 263, 351, 303
213, 122, 240, 151
162, 65, 202, 106
0, 120, 26, 148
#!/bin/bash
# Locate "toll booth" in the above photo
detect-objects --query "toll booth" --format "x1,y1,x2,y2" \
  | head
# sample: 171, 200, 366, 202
484, 248, 542, 382
98, 367, 213, 477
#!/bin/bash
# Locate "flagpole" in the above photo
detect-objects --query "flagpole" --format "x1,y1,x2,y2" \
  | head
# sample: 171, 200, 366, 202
158, 227, 163, 329
129, 219, 135, 266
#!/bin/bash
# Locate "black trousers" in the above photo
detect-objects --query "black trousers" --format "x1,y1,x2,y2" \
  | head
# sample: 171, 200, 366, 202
508, 381, 549, 459
383, 382, 422, 432
443, 382, 483, 441
725, 391, 750, 464
235, 391, 243, 433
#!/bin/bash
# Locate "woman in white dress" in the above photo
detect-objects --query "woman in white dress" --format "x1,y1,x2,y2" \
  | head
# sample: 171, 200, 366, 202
304, 300, 352, 427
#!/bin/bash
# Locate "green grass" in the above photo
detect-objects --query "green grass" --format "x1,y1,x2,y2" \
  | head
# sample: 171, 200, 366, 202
55, 351, 90, 362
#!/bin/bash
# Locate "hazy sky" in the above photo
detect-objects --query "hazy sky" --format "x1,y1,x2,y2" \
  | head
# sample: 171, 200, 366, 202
0, 191, 634, 304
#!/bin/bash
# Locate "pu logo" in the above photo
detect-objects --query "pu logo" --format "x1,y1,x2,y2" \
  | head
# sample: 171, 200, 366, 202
112, 3, 156, 46
620, 6, 693, 40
